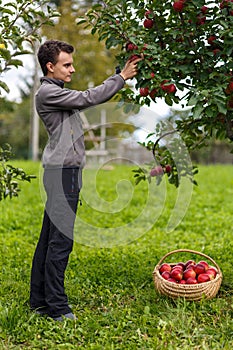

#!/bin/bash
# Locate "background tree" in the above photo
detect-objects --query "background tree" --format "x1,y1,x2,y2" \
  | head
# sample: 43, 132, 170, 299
82, 0, 233, 186
0, 92, 48, 159
0, 0, 59, 200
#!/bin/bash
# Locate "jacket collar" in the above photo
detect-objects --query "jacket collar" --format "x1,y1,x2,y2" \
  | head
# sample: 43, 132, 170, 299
40, 77, 64, 88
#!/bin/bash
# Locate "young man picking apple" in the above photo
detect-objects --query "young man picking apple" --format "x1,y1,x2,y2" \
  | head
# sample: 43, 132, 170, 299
30, 40, 142, 321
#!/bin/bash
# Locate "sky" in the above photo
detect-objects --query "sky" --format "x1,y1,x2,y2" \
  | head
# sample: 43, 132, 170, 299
1, 54, 35, 102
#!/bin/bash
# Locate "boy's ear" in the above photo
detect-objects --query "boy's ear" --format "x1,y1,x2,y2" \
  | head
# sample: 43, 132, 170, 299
46, 62, 54, 73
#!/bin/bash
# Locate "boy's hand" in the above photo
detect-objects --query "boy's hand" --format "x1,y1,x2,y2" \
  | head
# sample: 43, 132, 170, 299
120, 54, 143, 81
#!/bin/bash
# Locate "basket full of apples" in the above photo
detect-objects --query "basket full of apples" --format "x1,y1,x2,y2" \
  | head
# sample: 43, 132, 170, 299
153, 249, 222, 301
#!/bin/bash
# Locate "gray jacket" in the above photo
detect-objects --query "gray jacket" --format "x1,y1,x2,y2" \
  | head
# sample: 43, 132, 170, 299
35, 74, 125, 168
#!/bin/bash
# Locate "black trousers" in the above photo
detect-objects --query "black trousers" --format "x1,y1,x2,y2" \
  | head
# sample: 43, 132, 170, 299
30, 168, 82, 317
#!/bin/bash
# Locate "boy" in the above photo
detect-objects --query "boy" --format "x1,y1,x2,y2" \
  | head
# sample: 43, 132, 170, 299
30, 40, 141, 321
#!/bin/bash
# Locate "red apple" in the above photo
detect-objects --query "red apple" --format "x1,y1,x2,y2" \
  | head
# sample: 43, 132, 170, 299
129, 54, 141, 62
227, 81, 233, 92
207, 35, 217, 45
205, 271, 215, 280
126, 43, 135, 51
183, 268, 196, 280
198, 261, 209, 271
226, 86, 231, 94
196, 14, 206, 25
220, 0, 233, 10
167, 277, 177, 283
145, 10, 153, 18
159, 263, 172, 274
126, 43, 138, 52
194, 263, 206, 275
143, 18, 154, 29
161, 271, 171, 280
201, 5, 208, 14
171, 268, 183, 281
185, 260, 196, 268
150, 72, 155, 79
165, 164, 172, 174
197, 273, 211, 283
179, 279, 186, 284
149, 88, 158, 99
213, 48, 221, 55
161, 81, 176, 93
206, 267, 217, 279
209, 265, 218, 273
186, 277, 198, 284
142, 43, 148, 51
172, 265, 183, 271
173, 1, 184, 12
166, 84, 177, 93
160, 80, 169, 91
217, 113, 226, 123
150, 166, 164, 177
176, 36, 184, 43
139, 87, 149, 97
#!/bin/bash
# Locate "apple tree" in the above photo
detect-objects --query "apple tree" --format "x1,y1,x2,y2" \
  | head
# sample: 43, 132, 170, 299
0, 0, 59, 94
0, 144, 37, 201
81, 0, 233, 187
0, 0, 59, 200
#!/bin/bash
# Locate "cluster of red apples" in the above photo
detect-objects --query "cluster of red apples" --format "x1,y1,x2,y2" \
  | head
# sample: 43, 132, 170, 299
159, 259, 218, 284
126, 9, 178, 99
150, 164, 172, 177
129, 0, 233, 101
172, 0, 233, 16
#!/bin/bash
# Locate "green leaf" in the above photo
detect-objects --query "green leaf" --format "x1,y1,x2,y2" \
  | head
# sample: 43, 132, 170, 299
192, 104, 204, 119
8, 59, 23, 67
0, 81, 10, 93
76, 19, 87, 26
165, 94, 173, 106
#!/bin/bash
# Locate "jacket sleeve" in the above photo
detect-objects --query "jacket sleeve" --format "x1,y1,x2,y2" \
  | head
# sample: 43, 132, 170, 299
37, 74, 125, 111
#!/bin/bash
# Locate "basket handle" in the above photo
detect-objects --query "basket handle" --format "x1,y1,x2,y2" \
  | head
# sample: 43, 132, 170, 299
157, 249, 221, 274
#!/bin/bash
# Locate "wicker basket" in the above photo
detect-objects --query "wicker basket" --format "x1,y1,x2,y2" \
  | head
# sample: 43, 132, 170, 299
153, 249, 223, 301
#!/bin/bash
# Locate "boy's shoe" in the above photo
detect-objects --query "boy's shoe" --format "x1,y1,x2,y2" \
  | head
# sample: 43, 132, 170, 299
52, 312, 76, 322
32, 306, 49, 315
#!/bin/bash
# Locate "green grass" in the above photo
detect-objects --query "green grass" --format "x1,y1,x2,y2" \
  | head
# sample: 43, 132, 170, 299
0, 162, 233, 349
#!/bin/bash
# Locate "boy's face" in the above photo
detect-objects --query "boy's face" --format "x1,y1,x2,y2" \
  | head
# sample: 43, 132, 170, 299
46, 51, 75, 82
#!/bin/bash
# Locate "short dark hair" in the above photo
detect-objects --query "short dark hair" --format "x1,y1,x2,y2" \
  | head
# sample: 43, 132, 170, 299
38, 40, 74, 75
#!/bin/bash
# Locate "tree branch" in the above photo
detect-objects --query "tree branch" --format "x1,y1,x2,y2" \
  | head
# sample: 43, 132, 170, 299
152, 130, 177, 160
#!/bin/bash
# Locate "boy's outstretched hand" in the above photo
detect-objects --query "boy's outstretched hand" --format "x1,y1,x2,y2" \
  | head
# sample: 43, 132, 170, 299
120, 54, 143, 81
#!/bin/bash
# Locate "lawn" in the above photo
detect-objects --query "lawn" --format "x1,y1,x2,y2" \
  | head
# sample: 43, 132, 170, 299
0, 161, 233, 349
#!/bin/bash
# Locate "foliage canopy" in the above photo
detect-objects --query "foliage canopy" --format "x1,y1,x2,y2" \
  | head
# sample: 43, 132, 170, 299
82, 0, 233, 187
0, 0, 59, 94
